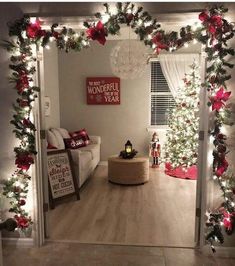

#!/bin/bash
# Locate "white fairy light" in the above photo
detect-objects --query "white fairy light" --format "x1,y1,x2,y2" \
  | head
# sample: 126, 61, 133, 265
29, 94, 34, 100
221, 181, 226, 187
14, 50, 21, 56
144, 21, 152, 27
74, 33, 79, 38
209, 135, 214, 144
15, 181, 21, 187
64, 36, 68, 42
82, 40, 88, 46
24, 106, 30, 112
26, 128, 31, 133
30, 17, 37, 24
138, 19, 143, 26
101, 13, 111, 24
193, 39, 198, 44
225, 197, 229, 201
213, 175, 217, 180
147, 34, 152, 40
49, 37, 54, 42
231, 202, 235, 207
45, 45, 50, 50
220, 125, 227, 135
152, 43, 156, 49
127, 9, 132, 14
184, 43, 189, 48
22, 31, 27, 39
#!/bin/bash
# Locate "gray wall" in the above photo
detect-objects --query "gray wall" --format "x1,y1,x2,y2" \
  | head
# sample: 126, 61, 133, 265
43, 43, 60, 129
58, 41, 151, 160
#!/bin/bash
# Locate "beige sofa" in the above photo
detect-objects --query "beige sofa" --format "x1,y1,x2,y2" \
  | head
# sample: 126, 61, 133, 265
47, 127, 101, 188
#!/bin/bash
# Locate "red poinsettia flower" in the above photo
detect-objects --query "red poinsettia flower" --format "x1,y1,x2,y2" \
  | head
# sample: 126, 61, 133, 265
215, 159, 228, 176
19, 199, 26, 206
210, 15, 223, 27
152, 32, 168, 54
86, 21, 107, 45
18, 99, 29, 108
15, 153, 34, 171
52, 31, 59, 39
199, 11, 209, 22
26, 19, 46, 39
23, 118, 33, 128
211, 87, 231, 111
14, 215, 30, 229
223, 211, 235, 231
209, 25, 216, 34
16, 73, 29, 94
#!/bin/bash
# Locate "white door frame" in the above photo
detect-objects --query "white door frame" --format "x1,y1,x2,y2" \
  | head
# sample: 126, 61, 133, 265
32, 17, 210, 248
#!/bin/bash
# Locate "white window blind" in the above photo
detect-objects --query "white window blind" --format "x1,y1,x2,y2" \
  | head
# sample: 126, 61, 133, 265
150, 61, 175, 126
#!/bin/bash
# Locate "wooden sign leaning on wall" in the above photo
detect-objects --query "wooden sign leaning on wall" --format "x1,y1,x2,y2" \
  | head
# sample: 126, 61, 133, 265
47, 149, 80, 209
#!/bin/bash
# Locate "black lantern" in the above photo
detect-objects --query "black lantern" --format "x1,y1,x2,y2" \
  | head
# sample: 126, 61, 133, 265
125, 140, 132, 154
119, 140, 137, 159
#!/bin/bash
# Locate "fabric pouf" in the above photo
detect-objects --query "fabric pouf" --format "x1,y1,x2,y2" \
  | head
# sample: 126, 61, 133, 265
165, 162, 197, 180
108, 157, 149, 185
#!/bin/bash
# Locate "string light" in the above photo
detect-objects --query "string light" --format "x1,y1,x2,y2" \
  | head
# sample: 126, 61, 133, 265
101, 13, 111, 24
144, 21, 152, 27
138, 19, 143, 26
30, 17, 37, 24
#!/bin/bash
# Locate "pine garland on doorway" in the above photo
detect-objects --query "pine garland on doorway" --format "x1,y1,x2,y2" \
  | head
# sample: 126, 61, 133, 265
1, 2, 235, 251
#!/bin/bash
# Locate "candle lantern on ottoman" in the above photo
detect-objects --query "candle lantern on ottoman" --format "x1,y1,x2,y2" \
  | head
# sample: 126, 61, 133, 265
119, 140, 138, 159
125, 140, 132, 154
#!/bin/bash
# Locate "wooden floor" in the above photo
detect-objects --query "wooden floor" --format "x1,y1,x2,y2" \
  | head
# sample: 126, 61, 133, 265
48, 165, 196, 247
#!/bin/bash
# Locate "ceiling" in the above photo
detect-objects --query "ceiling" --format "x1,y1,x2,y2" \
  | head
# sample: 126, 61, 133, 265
1, 2, 235, 19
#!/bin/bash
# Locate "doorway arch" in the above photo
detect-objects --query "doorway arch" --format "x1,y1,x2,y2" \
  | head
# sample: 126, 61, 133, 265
2, 2, 234, 251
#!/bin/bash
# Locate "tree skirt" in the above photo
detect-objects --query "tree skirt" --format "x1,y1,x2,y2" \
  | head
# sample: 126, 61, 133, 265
165, 162, 197, 180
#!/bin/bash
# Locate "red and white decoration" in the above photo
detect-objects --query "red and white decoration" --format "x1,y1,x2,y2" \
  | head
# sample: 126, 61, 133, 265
87, 77, 120, 105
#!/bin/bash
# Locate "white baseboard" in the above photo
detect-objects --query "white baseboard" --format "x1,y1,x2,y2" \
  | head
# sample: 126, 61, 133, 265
2, 237, 34, 247
98, 161, 108, 166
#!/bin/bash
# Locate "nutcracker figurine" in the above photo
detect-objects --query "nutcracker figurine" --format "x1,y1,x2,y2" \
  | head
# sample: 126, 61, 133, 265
149, 132, 161, 168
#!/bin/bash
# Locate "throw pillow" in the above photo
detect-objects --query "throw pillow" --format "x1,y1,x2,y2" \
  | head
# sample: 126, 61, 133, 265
47, 142, 57, 150
64, 136, 86, 149
69, 128, 90, 145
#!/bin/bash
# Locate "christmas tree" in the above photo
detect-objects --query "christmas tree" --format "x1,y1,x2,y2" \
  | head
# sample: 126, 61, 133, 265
164, 62, 200, 170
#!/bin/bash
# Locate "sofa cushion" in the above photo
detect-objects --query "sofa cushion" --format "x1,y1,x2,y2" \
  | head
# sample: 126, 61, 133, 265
70, 128, 90, 145
78, 144, 99, 160
69, 149, 92, 169
56, 128, 70, 139
50, 128, 65, 149
64, 136, 86, 149
47, 130, 59, 149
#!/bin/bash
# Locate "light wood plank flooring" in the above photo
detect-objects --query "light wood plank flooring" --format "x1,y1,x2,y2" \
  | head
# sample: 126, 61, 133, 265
48, 165, 196, 247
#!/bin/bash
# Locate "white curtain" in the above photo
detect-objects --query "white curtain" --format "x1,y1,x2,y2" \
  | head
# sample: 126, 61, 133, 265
158, 54, 200, 98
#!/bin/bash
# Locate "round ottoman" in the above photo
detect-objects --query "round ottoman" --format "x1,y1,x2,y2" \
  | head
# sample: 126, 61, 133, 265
108, 156, 149, 185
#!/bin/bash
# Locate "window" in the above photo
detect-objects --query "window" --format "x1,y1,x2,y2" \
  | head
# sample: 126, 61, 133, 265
150, 61, 175, 126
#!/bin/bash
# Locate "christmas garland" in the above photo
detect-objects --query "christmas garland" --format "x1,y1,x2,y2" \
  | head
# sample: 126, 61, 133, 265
1, 2, 235, 251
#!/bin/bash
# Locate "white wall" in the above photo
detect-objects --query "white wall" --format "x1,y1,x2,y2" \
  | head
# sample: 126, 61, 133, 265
58, 41, 152, 160
43, 42, 60, 129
